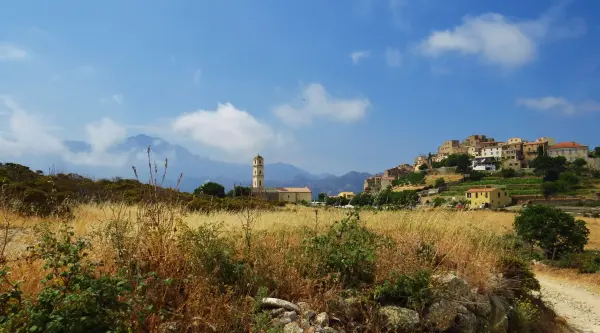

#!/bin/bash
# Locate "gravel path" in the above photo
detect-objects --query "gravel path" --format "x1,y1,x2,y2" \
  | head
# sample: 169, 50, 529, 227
537, 274, 600, 333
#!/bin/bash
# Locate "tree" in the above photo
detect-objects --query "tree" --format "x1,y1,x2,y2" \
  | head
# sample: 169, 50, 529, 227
540, 182, 557, 198
514, 205, 589, 259
318, 192, 328, 202
531, 155, 567, 181
537, 144, 545, 157
595, 146, 600, 157
500, 168, 516, 178
419, 163, 428, 171
572, 158, 588, 168
194, 181, 226, 198
434, 177, 446, 188
227, 186, 251, 197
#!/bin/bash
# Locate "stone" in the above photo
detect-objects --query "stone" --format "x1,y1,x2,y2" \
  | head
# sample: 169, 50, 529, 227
466, 293, 492, 318
157, 322, 179, 333
322, 327, 338, 333
305, 310, 316, 322
283, 322, 304, 333
427, 299, 458, 331
378, 305, 420, 330
433, 273, 472, 299
281, 310, 299, 322
261, 297, 301, 313
489, 295, 511, 333
315, 312, 329, 327
297, 301, 312, 313
271, 308, 286, 317
455, 305, 477, 333
326, 297, 363, 321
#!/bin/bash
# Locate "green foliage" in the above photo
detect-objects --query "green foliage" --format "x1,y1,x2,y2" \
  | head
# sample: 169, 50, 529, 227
418, 163, 428, 171
227, 186, 251, 197
500, 168, 516, 178
513, 297, 541, 333
392, 172, 425, 186
302, 211, 389, 287
464, 177, 542, 185
514, 205, 589, 259
326, 196, 350, 206
373, 270, 432, 310
180, 222, 246, 287
572, 158, 588, 168
551, 250, 600, 274
467, 171, 486, 181
434, 177, 445, 188
531, 155, 567, 181
431, 197, 447, 207
0, 225, 133, 333
350, 192, 374, 206
194, 181, 226, 198
499, 255, 540, 297
317, 193, 328, 202
540, 182, 558, 197
373, 189, 419, 208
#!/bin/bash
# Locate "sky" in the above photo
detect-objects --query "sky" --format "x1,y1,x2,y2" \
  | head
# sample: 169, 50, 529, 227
1, 0, 599, 175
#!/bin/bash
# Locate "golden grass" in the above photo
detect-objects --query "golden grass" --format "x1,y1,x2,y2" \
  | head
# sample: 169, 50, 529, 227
425, 174, 464, 186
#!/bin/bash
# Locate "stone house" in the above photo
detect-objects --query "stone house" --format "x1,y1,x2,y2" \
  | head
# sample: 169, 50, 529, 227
466, 187, 511, 209
548, 142, 589, 162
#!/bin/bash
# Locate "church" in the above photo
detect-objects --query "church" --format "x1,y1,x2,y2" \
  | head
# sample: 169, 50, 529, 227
252, 154, 313, 203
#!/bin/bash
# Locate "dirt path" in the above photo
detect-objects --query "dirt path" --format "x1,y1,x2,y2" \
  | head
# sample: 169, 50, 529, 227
537, 274, 600, 333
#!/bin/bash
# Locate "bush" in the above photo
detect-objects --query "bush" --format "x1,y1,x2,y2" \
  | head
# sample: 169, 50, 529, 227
501, 168, 516, 178
193, 181, 226, 198
373, 270, 432, 310
434, 177, 446, 188
468, 171, 485, 181
0, 225, 134, 333
180, 222, 246, 287
431, 197, 447, 208
499, 255, 540, 297
552, 251, 600, 274
514, 205, 590, 259
302, 211, 389, 287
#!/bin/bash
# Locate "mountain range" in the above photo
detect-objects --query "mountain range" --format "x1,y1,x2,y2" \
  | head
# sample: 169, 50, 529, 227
57, 134, 371, 196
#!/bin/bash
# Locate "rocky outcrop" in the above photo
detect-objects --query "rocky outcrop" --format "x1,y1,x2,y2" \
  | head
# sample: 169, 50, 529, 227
378, 306, 420, 330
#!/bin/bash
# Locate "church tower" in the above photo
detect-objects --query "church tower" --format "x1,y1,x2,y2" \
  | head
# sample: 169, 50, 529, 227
252, 154, 264, 190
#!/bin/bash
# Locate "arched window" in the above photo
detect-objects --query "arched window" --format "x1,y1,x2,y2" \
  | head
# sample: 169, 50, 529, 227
259, 170, 262, 175
259, 180, 262, 186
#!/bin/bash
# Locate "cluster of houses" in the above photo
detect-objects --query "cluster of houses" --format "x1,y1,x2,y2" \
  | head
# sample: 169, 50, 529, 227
413, 135, 600, 172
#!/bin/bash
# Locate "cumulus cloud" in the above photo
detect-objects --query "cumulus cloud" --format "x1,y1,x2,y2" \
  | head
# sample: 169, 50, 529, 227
385, 48, 402, 68
273, 83, 370, 127
0, 43, 29, 61
350, 50, 370, 65
0, 96, 129, 166
172, 103, 281, 153
419, 2, 585, 68
517, 96, 600, 115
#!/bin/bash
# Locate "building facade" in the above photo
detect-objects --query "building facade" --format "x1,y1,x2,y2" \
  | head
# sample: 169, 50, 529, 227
438, 140, 460, 155
364, 175, 394, 193
337, 192, 355, 200
465, 187, 512, 209
252, 155, 313, 203
548, 142, 589, 162
480, 145, 503, 159
252, 154, 264, 189
471, 157, 497, 171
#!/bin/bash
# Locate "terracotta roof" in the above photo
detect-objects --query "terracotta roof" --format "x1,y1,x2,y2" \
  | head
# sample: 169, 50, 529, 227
381, 176, 396, 180
466, 188, 502, 193
276, 187, 312, 193
550, 141, 587, 149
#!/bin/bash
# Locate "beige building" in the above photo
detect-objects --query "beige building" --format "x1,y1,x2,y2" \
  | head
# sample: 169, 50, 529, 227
337, 192, 355, 200
502, 141, 524, 169
466, 187, 512, 209
414, 155, 429, 171
364, 175, 394, 193
480, 144, 504, 159
384, 164, 413, 178
252, 154, 312, 203
506, 137, 523, 145
548, 142, 589, 162
467, 146, 480, 157
438, 140, 460, 155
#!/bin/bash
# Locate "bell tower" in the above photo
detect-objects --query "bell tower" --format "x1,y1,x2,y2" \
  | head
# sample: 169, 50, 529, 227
252, 154, 264, 190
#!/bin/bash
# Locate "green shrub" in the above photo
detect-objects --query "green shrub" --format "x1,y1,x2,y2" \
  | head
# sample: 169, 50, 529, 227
501, 168, 517, 178
180, 222, 246, 287
302, 211, 389, 287
373, 270, 432, 310
552, 251, 600, 274
513, 297, 541, 333
0, 225, 134, 333
499, 255, 540, 297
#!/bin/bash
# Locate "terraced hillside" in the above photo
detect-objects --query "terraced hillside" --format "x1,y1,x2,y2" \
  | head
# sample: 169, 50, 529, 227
440, 176, 544, 197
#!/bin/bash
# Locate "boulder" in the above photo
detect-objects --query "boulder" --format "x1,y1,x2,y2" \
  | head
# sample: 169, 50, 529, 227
261, 298, 301, 313
455, 305, 477, 333
271, 308, 286, 317
489, 295, 511, 333
427, 299, 458, 331
281, 310, 299, 322
433, 273, 472, 299
297, 301, 312, 313
326, 297, 363, 321
322, 327, 338, 333
283, 322, 304, 333
304, 310, 316, 322
466, 293, 492, 318
315, 312, 330, 327
378, 306, 420, 331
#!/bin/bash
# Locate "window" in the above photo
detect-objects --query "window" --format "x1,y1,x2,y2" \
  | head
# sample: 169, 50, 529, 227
485, 192, 488, 198
475, 193, 478, 198
467, 193, 471, 198
259, 170, 262, 175
498, 192, 500, 198
259, 180, 261, 186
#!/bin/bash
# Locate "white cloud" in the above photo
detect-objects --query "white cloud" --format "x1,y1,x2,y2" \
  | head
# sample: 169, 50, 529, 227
0, 43, 29, 61
350, 50, 370, 65
419, 3, 585, 68
193, 68, 202, 84
517, 96, 600, 115
0, 96, 129, 166
273, 83, 370, 127
385, 48, 402, 68
172, 103, 281, 153
112, 94, 124, 105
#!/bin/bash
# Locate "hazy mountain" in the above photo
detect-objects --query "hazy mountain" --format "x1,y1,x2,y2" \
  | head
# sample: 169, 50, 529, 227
56, 135, 371, 196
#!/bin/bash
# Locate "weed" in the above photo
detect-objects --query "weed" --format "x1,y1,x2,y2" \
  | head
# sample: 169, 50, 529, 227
373, 270, 432, 310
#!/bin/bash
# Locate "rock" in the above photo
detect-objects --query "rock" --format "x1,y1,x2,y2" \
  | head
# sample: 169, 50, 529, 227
378, 306, 420, 330
315, 312, 329, 327
427, 299, 458, 331
281, 311, 299, 322
326, 297, 363, 321
300, 319, 311, 329
297, 301, 312, 313
261, 298, 301, 313
157, 322, 179, 333
433, 273, 472, 299
455, 305, 477, 333
305, 310, 316, 322
322, 327, 338, 333
283, 322, 304, 333
466, 293, 492, 318
489, 295, 510, 333
271, 308, 286, 317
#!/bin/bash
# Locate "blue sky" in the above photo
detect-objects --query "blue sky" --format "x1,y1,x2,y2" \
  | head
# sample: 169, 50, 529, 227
1, 0, 599, 175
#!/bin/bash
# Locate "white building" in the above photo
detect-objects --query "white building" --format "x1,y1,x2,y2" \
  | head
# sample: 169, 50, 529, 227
480, 145, 503, 159
471, 157, 497, 171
